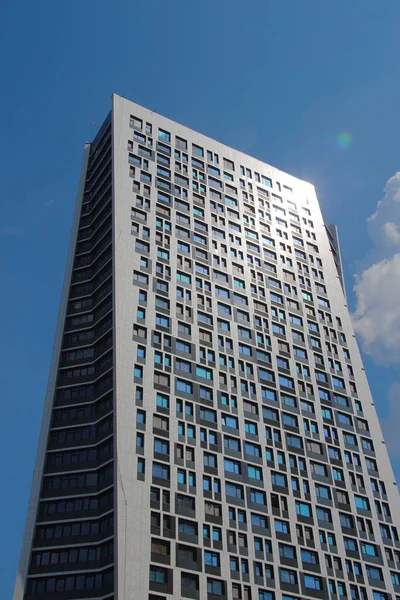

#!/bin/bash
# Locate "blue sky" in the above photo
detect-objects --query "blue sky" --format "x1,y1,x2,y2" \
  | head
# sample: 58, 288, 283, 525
2, 0, 400, 595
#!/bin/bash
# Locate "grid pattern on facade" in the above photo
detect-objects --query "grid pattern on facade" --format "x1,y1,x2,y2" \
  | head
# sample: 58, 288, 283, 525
127, 108, 400, 600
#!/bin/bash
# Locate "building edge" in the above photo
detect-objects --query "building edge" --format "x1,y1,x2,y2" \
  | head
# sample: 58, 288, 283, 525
12, 144, 91, 600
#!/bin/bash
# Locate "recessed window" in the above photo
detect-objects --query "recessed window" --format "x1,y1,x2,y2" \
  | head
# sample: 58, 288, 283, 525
158, 129, 170, 142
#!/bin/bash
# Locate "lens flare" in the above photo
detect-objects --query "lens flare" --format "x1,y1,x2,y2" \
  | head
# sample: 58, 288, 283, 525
336, 131, 353, 150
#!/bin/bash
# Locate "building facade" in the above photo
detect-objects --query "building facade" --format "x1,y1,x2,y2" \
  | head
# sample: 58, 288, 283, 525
14, 94, 400, 600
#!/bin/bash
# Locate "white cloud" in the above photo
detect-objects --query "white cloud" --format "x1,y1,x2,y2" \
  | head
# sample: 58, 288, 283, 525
381, 381, 400, 456
383, 222, 400, 244
352, 172, 400, 364
353, 254, 400, 363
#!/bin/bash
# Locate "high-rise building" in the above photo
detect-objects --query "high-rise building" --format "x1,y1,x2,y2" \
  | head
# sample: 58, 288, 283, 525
14, 94, 400, 600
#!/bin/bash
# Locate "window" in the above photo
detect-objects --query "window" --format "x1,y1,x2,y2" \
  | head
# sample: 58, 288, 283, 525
293, 346, 307, 359
192, 144, 204, 157
283, 412, 298, 426
130, 115, 142, 129
391, 572, 400, 585
245, 442, 261, 457
134, 365, 143, 379
176, 341, 191, 354
150, 566, 167, 583
204, 551, 220, 567
354, 495, 370, 511
156, 315, 170, 328
333, 468, 344, 482
366, 566, 383, 581
279, 544, 296, 559
154, 439, 169, 454
207, 579, 224, 596
152, 463, 170, 480
200, 408, 216, 423
333, 376, 345, 389
337, 412, 352, 426
252, 513, 268, 529
137, 346, 146, 359
212, 527, 221, 542
178, 519, 197, 536
328, 446, 341, 460
316, 507, 331, 523
158, 129, 170, 142
226, 483, 244, 499
296, 502, 312, 518
340, 513, 354, 529
239, 343, 252, 356
270, 292, 283, 304
344, 432, 357, 446
204, 453, 217, 468
280, 569, 297, 585
261, 175, 272, 187
322, 407, 333, 419
196, 366, 213, 380
279, 375, 294, 389
273, 323, 285, 335
176, 379, 193, 394
259, 592, 274, 600
178, 322, 191, 336
315, 485, 331, 500
250, 489, 266, 504
311, 462, 327, 477
263, 407, 279, 422
261, 388, 276, 402
275, 519, 289, 534
361, 542, 378, 556
177, 271, 191, 284
156, 279, 168, 292
304, 575, 322, 590
365, 457, 378, 471
373, 594, 388, 600
153, 415, 169, 431
224, 458, 241, 474
301, 549, 318, 565
362, 438, 374, 451
137, 410, 146, 424
222, 414, 239, 429
224, 436, 240, 451
344, 538, 358, 551
245, 421, 258, 435
181, 573, 199, 593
